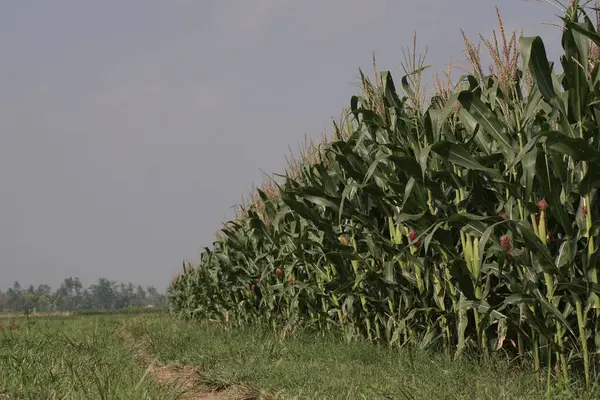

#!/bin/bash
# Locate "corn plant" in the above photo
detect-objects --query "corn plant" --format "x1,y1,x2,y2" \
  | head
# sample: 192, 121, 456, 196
169, 1, 600, 389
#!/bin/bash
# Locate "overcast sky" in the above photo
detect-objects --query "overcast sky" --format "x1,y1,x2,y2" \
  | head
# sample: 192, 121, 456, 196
0, 1, 565, 290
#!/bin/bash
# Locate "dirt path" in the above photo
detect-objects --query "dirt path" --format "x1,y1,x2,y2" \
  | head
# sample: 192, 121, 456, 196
121, 329, 265, 400
0, 312, 72, 319
142, 361, 224, 400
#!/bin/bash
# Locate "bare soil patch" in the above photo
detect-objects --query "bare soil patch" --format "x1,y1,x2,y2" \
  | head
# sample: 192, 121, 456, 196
0, 319, 20, 332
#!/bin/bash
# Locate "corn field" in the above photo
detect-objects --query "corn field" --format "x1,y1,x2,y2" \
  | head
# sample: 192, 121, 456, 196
170, 1, 600, 387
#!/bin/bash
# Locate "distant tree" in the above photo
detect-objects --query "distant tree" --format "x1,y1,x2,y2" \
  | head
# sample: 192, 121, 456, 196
90, 278, 116, 310
7, 282, 23, 311
0, 276, 167, 312
37, 284, 51, 294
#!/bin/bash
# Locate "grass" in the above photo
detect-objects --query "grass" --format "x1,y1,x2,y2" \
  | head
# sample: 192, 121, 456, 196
127, 315, 600, 399
2, 313, 598, 399
0, 315, 177, 399
71, 306, 168, 316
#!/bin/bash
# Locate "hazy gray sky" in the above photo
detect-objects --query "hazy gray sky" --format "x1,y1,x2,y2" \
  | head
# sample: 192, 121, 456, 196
1, 1, 565, 290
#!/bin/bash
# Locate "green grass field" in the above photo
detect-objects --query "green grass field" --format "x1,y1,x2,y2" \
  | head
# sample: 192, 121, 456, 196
0, 314, 176, 400
1, 313, 597, 399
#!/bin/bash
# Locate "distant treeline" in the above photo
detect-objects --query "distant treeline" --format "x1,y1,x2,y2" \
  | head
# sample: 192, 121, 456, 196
0, 277, 167, 313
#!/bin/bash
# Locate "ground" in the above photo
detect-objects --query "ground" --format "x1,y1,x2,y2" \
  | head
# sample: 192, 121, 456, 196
0, 312, 595, 399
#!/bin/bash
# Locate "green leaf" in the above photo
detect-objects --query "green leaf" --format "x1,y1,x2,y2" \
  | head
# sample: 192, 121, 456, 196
302, 195, 340, 211
338, 181, 358, 226
521, 146, 538, 202
541, 131, 600, 162
363, 151, 389, 185
477, 220, 509, 273
513, 220, 556, 271
535, 152, 573, 238
419, 144, 434, 181
579, 164, 600, 194
565, 19, 600, 48
532, 288, 574, 336
519, 36, 558, 106
457, 91, 515, 156
562, 22, 590, 123
390, 155, 424, 183
381, 71, 402, 108
454, 292, 469, 359
520, 85, 543, 127
431, 140, 497, 174
504, 293, 536, 305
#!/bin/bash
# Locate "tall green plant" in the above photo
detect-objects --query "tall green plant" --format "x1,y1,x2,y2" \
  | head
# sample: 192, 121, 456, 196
169, 1, 600, 389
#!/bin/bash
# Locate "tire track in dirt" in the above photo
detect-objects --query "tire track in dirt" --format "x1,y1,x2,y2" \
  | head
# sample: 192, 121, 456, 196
120, 328, 266, 400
